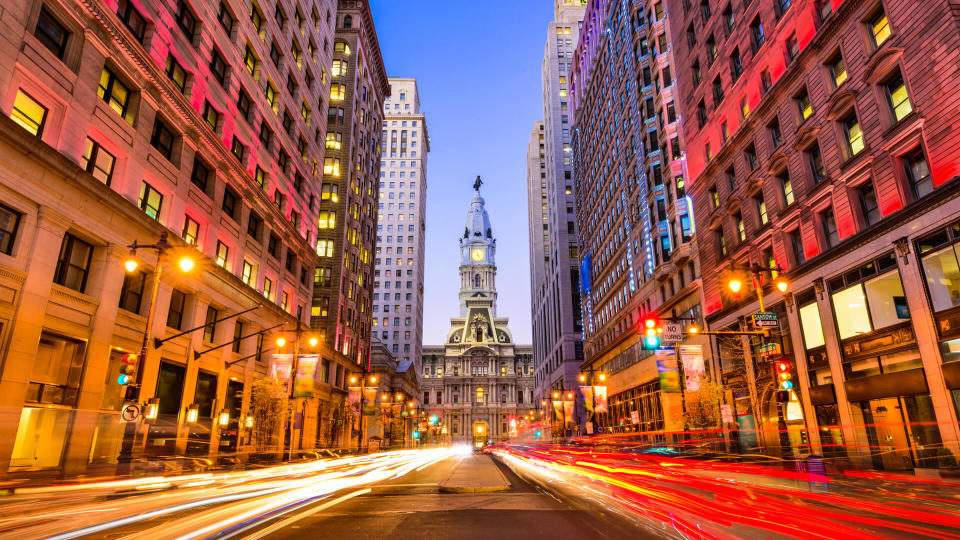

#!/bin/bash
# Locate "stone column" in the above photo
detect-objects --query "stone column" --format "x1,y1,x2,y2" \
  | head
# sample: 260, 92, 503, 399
783, 295, 823, 455
0, 206, 71, 472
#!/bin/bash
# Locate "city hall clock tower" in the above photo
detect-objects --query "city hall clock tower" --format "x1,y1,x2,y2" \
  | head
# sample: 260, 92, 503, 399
459, 176, 497, 316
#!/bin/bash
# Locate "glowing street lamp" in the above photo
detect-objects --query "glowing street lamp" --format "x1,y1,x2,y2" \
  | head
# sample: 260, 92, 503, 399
728, 279, 743, 293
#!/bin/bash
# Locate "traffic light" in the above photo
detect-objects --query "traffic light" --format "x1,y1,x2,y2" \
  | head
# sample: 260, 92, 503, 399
641, 315, 661, 349
773, 358, 793, 391
118, 353, 137, 385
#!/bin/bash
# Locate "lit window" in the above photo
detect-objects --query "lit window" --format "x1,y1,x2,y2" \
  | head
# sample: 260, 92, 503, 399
316, 239, 334, 257
215, 240, 229, 268
323, 157, 340, 176
10, 90, 47, 137
98, 68, 134, 123
165, 55, 187, 92
796, 89, 812, 120
138, 181, 163, 220
781, 174, 794, 206
829, 54, 847, 88
905, 150, 932, 199
326, 132, 342, 149
81, 137, 116, 185
181, 216, 199, 245
885, 73, 912, 122
869, 10, 890, 47
318, 210, 336, 229
844, 115, 864, 157
330, 83, 345, 101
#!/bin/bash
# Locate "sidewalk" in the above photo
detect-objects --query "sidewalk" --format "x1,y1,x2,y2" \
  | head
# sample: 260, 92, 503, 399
439, 455, 511, 493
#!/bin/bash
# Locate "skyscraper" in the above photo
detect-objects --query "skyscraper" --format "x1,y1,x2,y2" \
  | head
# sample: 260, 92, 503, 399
569, 0, 708, 434
528, 0, 587, 415
312, 0, 388, 375
374, 77, 429, 370
422, 180, 534, 444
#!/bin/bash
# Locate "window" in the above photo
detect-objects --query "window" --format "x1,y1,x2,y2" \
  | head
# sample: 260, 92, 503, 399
81, 138, 116, 185
262, 277, 273, 300
843, 114, 864, 157
869, 9, 890, 48
268, 233, 280, 258
780, 172, 794, 205
222, 187, 240, 222
316, 239, 334, 257
0, 204, 22, 256
209, 49, 228, 85
98, 68, 134, 123
165, 55, 187, 92
696, 100, 707, 128
54, 234, 93, 292
858, 182, 880, 226
182, 215, 199, 245
318, 210, 336, 229
175, 0, 197, 39
264, 81, 277, 110
241, 260, 255, 285
712, 77, 724, 103
789, 228, 805, 265
745, 145, 758, 170
232, 322, 244, 353
717, 229, 727, 257
10, 90, 47, 137
215, 240, 229, 268
885, 72, 912, 122
323, 157, 341, 176
217, 2, 235, 33
756, 195, 768, 226
203, 306, 218, 343
785, 34, 799, 62
326, 132, 342, 149
796, 88, 812, 121
247, 212, 262, 240
330, 83, 345, 101
249, 3, 264, 33
150, 118, 175, 160
820, 207, 839, 248
138, 181, 162, 220
816, 0, 832, 23
167, 289, 186, 330
769, 118, 782, 148
735, 212, 746, 242
709, 186, 719, 209
116, 0, 146, 43
808, 143, 825, 184
34, 8, 70, 60
231, 136, 246, 162
750, 17, 764, 52
269, 41, 280, 66
829, 54, 847, 88
202, 101, 219, 131
190, 158, 212, 195
118, 269, 146, 313
904, 149, 933, 199
730, 48, 742, 80
799, 295, 825, 349
830, 259, 908, 339
236, 89, 251, 119
776, 0, 792, 16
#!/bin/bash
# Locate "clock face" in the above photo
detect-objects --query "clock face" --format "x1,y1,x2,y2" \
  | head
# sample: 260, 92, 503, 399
471, 248, 484, 262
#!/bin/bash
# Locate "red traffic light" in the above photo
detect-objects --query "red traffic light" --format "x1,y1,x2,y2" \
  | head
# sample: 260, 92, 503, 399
121, 353, 138, 365
775, 360, 791, 373
118, 354, 138, 385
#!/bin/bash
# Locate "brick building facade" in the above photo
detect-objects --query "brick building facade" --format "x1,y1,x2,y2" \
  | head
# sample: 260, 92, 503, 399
670, 0, 960, 469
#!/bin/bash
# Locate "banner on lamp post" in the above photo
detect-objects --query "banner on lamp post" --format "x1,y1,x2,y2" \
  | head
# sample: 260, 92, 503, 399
656, 349, 681, 393
293, 354, 319, 398
269, 354, 293, 387
680, 345, 705, 392
593, 385, 608, 413
362, 387, 378, 416
552, 400, 562, 423
579, 386, 594, 415
348, 386, 360, 410
563, 400, 574, 427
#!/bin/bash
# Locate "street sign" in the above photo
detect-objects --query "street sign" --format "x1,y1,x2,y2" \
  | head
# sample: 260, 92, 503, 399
758, 342, 781, 358
120, 401, 142, 422
662, 322, 683, 344
753, 311, 779, 328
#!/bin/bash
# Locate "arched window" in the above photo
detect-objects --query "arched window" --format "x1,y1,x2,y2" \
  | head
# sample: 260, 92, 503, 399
474, 274, 481, 288
343, 15, 352, 28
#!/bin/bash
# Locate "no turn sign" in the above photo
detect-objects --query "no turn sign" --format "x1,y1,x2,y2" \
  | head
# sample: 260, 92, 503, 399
121, 401, 142, 422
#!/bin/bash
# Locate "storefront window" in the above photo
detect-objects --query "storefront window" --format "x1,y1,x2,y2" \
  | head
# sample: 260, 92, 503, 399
832, 269, 908, 340
940, 338, 960, 362
799, 301, 825, 349
921, 244, 960, 312
10, 408, 71, 469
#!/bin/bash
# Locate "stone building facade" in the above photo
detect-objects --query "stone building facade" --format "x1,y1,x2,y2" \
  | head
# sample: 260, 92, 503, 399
670, 0, 960, 469
422, 182, 534, 445
0, 0, 386, 477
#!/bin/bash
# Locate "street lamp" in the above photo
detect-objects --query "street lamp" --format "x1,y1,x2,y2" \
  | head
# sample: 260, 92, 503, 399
116, 231, 194, 475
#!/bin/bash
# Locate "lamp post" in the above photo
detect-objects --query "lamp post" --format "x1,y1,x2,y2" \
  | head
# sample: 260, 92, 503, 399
727, 263, 793, 462
117, 231, 194, 475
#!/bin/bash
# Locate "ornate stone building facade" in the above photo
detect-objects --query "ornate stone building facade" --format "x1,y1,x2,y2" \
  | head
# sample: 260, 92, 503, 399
421, 181, 534, 444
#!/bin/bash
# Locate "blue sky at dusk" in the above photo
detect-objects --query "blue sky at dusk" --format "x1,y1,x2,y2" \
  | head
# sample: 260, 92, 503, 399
371, 1, 554, 344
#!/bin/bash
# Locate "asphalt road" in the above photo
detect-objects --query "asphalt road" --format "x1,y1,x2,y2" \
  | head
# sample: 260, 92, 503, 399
259, 455, 649, 540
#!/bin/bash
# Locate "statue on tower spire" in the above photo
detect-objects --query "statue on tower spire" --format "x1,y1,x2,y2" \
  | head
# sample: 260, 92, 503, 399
473, 175, 483, 192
